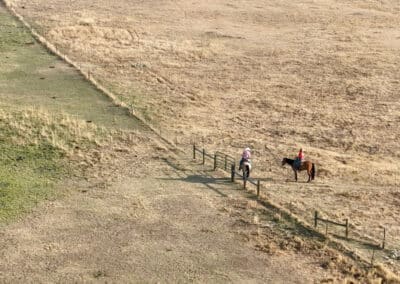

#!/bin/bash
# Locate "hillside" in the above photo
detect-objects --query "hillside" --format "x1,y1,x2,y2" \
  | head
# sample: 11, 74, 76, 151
1, 0, 400, 281
5, 0, 399, 185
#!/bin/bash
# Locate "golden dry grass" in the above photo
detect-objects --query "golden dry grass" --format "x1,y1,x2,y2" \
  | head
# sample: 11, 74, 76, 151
6, 0, 399, 185
0, 105, 105, 155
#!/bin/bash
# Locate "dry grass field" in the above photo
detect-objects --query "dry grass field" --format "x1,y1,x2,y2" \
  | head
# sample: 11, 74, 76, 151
2, 0, 400, 281
6, 0, 399, 179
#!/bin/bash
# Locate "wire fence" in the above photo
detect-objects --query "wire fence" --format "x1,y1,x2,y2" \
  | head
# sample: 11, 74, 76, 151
192, 143, 395, 267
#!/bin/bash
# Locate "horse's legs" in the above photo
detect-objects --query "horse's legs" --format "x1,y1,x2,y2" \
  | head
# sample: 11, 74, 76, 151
293, 169, 298, 182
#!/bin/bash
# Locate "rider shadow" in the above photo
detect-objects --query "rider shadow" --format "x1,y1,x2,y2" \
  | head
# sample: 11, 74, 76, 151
162, 157, 220, 173
158, 175, 231, 198
160, 157, 189, 172
160, 157, 232, 197
160, 175, 229, 185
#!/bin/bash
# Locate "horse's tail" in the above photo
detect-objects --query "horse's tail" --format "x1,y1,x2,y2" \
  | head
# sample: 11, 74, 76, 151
311, 163, 315, 180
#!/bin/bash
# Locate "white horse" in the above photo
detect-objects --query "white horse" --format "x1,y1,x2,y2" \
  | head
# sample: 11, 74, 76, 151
239, 160, 251, 183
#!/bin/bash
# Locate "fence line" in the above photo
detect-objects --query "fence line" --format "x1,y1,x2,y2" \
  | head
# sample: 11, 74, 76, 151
193, 144, 261, 196
314, 211, 349, 239
192, 143, 390, 256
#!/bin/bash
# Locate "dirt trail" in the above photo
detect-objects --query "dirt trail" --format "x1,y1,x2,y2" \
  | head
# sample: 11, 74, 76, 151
0, 144, 337, 283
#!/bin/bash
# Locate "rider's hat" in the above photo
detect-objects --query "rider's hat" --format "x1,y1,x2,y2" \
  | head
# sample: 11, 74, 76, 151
245, 147, 251, 152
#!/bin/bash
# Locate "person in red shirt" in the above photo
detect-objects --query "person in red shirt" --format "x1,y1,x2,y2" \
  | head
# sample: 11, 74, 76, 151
295, 148, 304, 169
298, 148, 304, 161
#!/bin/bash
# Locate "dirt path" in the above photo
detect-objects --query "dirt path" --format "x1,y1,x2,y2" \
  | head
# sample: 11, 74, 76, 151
0, 143, 345, 283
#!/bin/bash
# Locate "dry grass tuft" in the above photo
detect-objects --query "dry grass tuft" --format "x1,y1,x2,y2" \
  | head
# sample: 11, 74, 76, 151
373, 263, 400, 284
0, 106, 108, 157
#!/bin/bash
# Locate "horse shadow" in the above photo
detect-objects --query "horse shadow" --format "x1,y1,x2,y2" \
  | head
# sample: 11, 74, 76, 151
160, 157, 233, 197
159, 175, 230, 186
158, 175, 232, 198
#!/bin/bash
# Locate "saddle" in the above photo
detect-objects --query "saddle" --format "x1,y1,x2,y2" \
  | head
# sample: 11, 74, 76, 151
294, 158, 302, 169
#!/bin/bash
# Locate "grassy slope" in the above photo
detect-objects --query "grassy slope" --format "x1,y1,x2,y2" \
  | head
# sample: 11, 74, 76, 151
0, 6, 137, 223
0, 105, 113, 222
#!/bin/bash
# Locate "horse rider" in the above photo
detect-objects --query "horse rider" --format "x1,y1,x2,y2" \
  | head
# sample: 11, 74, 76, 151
239, 147, 251, 170
294, 148, 304, 169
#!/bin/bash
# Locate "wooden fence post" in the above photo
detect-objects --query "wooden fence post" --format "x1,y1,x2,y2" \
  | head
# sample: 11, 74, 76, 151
193, 144, 196, 159
382, 228, 386, 249
370, 249, 375, 266
257, 180, 260, 197
214, 153, 217, 170
202, 149, 205, 165
314, 211, 318, 228
345, 219, 349, 239
231, 164, 235, 182
224, 155, 227, 171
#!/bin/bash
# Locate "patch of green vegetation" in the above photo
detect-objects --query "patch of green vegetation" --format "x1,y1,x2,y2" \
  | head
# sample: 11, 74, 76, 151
0, 6, 142, 224
0, 7, 143, 131
0, 104, 111, 223
0, 12, 32, 52
0, 141, 65, 223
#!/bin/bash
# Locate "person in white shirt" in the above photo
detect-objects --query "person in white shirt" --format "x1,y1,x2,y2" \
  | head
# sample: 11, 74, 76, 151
239, 147, 251, 170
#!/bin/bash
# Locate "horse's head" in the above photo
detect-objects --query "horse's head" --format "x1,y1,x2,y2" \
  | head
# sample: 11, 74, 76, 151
281, 158, 287, 166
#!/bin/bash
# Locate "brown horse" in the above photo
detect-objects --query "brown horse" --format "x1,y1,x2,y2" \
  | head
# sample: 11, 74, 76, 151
282, 158, 315, 182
